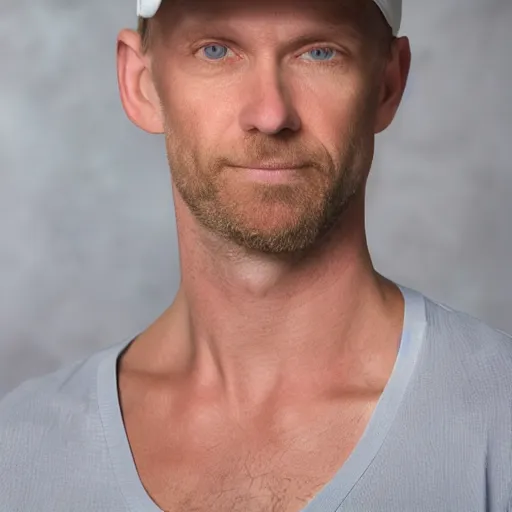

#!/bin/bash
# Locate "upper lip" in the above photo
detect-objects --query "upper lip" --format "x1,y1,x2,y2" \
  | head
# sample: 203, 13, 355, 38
236, 163, 304, 170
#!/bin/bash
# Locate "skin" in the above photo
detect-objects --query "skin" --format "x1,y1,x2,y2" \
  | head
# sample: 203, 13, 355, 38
115, 0, 411, 508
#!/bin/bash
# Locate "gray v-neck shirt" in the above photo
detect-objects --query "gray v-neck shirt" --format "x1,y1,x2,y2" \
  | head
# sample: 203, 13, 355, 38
1, 284, 512, 511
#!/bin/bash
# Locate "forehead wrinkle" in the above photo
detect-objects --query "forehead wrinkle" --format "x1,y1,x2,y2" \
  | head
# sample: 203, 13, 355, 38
175, 20, 366, 48
156, 0, 378, 37
159, 12, 377, 57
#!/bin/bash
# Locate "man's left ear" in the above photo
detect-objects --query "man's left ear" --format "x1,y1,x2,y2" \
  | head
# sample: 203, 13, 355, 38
374, 36, 411, 134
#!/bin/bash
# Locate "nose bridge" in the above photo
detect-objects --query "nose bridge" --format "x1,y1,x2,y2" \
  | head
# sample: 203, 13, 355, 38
238, 58, 301, 135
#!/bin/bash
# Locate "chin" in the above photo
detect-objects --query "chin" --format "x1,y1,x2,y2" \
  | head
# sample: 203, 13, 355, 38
228, 225, 322, 254
234, 195, 315, 227
215, 202, 324, 254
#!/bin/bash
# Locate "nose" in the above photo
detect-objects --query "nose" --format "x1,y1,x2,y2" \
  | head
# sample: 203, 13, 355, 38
238, 66, 302, 135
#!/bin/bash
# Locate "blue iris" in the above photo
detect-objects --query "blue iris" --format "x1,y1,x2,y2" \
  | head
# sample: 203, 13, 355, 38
203, 45, 229, 60
200, 45, 336, 62
306, 48, 336, 61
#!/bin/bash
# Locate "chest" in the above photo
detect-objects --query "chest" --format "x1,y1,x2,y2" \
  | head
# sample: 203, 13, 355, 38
124, 403, 376, 512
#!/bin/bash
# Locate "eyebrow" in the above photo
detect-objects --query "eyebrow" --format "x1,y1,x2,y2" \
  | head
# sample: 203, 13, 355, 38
280, 28, 364, 51
178, 20, 365, 52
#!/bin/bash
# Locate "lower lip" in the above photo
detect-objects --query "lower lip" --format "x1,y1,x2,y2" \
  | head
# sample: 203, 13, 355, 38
241, 168, 301, 183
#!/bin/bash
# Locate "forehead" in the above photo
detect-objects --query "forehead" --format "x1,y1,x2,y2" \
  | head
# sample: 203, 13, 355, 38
156, 0, 379, 36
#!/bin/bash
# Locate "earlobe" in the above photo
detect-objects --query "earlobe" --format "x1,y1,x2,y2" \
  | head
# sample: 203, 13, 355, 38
374, 37, 411, 134
116, 29, 164, 134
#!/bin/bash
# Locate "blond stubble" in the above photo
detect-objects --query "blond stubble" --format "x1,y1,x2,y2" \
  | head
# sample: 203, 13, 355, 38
163, 109, 375, 254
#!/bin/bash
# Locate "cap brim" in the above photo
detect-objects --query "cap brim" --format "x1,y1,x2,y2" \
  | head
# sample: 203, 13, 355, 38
137, 0, 162, 18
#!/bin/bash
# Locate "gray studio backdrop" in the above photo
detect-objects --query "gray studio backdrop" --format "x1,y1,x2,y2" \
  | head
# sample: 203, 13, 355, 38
1, 0, 511, 396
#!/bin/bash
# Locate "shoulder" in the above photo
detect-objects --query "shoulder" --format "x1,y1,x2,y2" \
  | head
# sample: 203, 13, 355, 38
0, 350, 102, 458
0, 345, 127, 510
0, 342, 125, 506
0, 346, 106, 425
409, 292, 512, 507
0, 340, 129, 507
0, 338, 130, 433
418, 292, 512, 415
423, 293, 512, 365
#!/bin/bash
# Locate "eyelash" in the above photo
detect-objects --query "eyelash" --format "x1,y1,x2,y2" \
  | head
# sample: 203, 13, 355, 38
195, 43, 342, 63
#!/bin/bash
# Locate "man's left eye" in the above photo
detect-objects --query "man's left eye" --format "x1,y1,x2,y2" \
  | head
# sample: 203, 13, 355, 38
301, 48, 337, 61
201, 44, 230, 60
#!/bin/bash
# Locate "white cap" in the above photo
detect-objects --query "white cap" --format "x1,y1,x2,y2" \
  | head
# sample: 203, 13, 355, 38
137, 0, 402, 36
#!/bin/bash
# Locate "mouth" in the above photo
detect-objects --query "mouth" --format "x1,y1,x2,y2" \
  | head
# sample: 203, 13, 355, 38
236, 163, 305, 171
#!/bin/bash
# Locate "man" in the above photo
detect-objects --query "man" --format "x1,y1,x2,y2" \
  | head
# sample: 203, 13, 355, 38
1, 0, 511, 510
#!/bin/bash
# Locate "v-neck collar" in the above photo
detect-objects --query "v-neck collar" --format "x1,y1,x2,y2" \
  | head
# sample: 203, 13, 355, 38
97, 284, 427, 512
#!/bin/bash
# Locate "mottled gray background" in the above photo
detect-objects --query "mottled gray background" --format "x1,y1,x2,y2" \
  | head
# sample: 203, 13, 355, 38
1, 0, 511, 396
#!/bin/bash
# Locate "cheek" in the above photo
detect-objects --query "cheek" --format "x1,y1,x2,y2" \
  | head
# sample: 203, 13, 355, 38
295, 70, 372, 139
297, 98, 360, 168
162, 82, 237, 162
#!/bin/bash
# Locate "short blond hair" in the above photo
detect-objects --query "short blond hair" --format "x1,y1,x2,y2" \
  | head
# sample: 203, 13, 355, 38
137, 17, 152, 53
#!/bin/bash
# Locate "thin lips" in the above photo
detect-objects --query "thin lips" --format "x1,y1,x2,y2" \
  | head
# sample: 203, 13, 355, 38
237, 163, 305, 170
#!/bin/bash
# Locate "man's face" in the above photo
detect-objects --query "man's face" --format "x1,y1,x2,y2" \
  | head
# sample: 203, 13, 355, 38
150, 0, 388, 253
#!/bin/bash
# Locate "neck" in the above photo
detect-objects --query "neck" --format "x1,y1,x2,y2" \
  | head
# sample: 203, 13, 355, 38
127, 190, 404, 412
